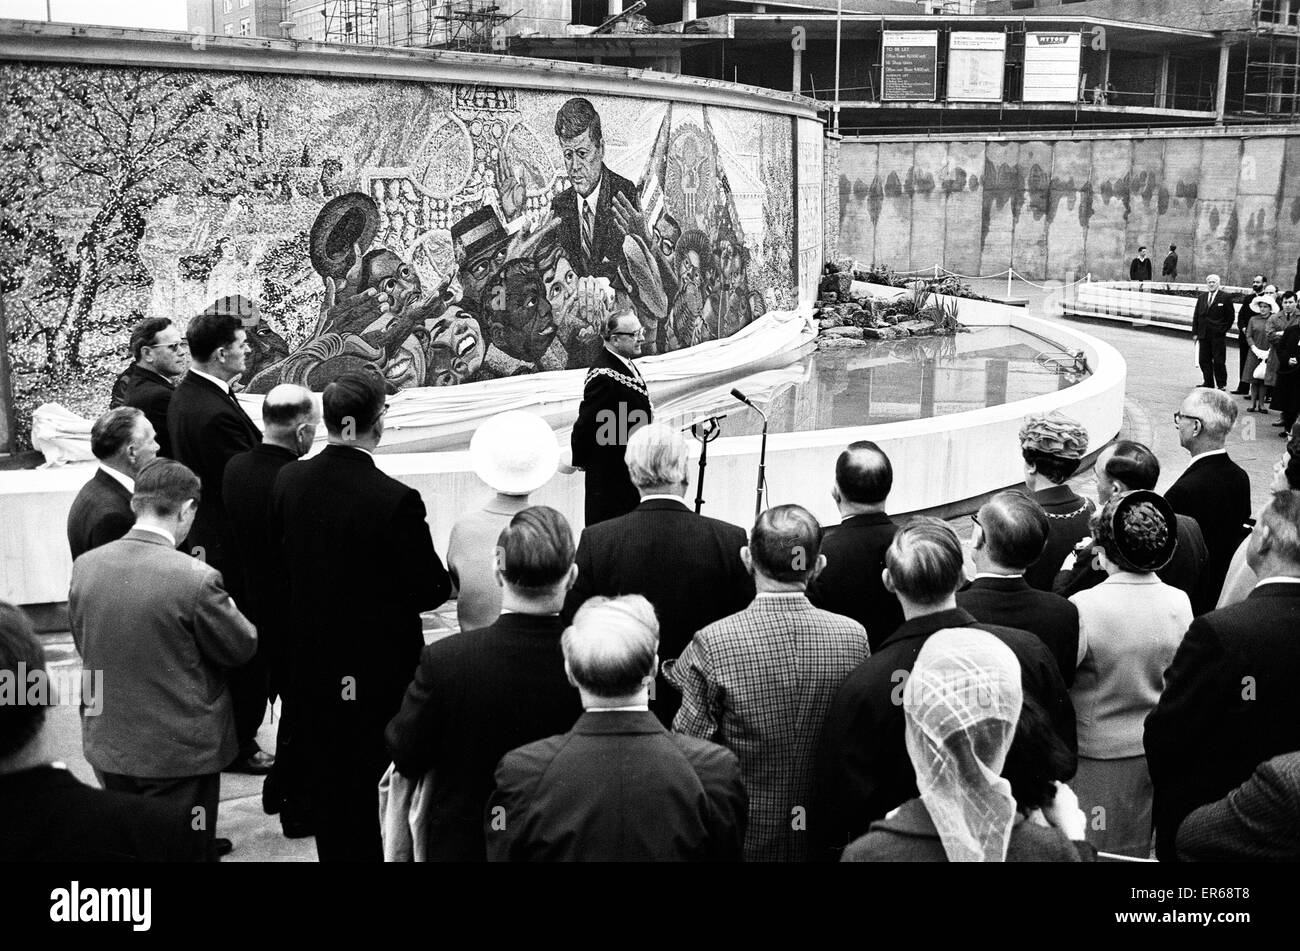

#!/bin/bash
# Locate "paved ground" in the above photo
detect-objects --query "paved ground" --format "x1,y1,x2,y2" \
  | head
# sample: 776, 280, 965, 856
966, 275, 1283, 517
35, 278, 1286, 861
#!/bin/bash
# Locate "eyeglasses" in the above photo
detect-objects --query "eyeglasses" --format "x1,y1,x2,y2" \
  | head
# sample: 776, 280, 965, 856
148, 342, 186, 352
611, 330, 645, 339
971, 513, 981, 529
1173, 412, 1203, 426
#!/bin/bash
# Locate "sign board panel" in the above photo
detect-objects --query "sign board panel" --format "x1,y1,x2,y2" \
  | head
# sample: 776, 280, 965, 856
1022, 32, 1082, 102
882, 31, 938, 102
947, 31, 1006, 102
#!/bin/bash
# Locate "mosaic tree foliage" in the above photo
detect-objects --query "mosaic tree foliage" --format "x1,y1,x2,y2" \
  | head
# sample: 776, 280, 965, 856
1, 69, 252, 378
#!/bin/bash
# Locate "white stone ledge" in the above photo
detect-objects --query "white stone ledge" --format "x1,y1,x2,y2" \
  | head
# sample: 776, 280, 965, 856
0, 290, 1125, 606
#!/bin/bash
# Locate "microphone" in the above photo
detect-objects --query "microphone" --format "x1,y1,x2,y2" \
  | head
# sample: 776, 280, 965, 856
730, 388, 755, 408
680, 413, 727, 433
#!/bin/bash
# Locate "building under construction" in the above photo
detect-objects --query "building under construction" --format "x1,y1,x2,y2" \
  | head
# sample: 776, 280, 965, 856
279, 0, 572, 51
987, 0, 1300, 120
1238, 0, 1300, 117
186, 0, 1300, 126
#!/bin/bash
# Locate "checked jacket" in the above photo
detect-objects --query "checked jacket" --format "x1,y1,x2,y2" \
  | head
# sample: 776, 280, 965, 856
667, 592, 870, 862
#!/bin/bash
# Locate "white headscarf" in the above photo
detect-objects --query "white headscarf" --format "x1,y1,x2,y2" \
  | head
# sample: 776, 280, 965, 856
903, 628, 1023, 862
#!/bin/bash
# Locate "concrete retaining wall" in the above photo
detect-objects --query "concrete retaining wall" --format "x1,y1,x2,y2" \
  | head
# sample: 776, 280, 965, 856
840, 128, 1300, 287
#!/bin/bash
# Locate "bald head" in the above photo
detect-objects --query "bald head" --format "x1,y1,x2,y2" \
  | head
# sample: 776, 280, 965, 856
262, 384, 320, 456
834, 440, 893, 512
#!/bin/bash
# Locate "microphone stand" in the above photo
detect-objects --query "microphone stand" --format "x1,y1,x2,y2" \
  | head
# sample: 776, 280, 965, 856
753, 406, 769, 521
730, 389, 769, 519
686, 416, 724, 515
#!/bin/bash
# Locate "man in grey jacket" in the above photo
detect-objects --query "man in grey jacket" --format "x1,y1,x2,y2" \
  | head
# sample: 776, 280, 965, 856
69, 458, 257, 861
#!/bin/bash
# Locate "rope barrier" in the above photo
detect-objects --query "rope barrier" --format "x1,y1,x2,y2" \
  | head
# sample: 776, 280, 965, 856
1004, 268, 1090, 291
849, 264, 1088, 287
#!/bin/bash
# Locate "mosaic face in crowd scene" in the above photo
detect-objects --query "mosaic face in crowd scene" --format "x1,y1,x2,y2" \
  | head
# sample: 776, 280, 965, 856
1, 66, 797, 445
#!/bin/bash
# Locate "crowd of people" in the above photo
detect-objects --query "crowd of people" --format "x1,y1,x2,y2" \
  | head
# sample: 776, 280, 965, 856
2, 301, 1300, 864
1194, 275, 1300, 433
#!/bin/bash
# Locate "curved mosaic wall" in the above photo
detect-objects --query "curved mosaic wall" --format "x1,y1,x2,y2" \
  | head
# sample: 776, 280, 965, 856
0, 44, 819, 448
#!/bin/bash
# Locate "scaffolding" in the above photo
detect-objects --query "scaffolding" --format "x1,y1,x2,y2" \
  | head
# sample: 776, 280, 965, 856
372, 0, 516, 51
322, 1, 381, 45
1239, 0, 1300, 117
438, 1, 515, 52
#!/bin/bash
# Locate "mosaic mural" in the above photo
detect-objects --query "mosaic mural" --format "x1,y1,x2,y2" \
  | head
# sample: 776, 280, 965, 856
0, 65, 798, 447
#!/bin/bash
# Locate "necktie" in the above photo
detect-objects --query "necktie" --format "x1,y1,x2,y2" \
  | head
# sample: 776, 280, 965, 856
581, 200, 594, 259
227, 387, 254, 431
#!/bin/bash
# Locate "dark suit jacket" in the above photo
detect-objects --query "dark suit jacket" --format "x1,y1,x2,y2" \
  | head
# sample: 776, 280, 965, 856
806, 511, 903, 651
840, 797, 1093, 863
0, 765, 200, 862
223, 443, 298, 689
570, 346, 653, 525
1025, 484, 1094, 592
1129, 257, 1152, 281
1161, 252, 1177, 278
1278, 322, 1300, 377
66, 468, 134, 561
384, 612, 583, 862
1238, 293, 1259, 334
957, 575, 1080, 687
552, 165, 638, 281
1175, 752, 1300, 862
68, 528, 257, 777
1192, 290, 1236, 338
167, 371, 261, 580
269, 445, 450, 756
111, 363, 176, 458
486, 710, 747, 861
809, 606, 1077, 861
1053, 513, 1209, 613
561, 498, 754, 725
1164, 452, 1251, 607
1144, 582, 1300, 861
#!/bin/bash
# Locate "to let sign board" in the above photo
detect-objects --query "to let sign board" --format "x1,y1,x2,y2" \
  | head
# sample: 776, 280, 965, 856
1022, 32, 1082, 102
882, 31, 938, 101
947, 31, 1006, 102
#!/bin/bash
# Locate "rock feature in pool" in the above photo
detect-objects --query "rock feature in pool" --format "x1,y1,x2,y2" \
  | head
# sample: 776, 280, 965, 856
814, 262, 982, 344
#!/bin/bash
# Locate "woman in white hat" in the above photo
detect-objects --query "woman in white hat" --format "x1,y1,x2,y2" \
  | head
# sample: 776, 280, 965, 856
1245, 293, 1278, 414
447, 411, 560, 632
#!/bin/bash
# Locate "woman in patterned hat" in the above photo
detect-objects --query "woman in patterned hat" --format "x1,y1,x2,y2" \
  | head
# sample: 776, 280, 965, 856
1068, 489, 1191, 858
1018, 412, 1094, 591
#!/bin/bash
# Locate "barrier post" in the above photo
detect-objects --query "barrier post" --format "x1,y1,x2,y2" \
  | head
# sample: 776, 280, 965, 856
1006, 268, 1013, 299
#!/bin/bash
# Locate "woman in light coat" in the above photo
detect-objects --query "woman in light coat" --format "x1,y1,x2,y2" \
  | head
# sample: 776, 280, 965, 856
1244, 294, 1276, 414
1068, 489, 1191, 858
